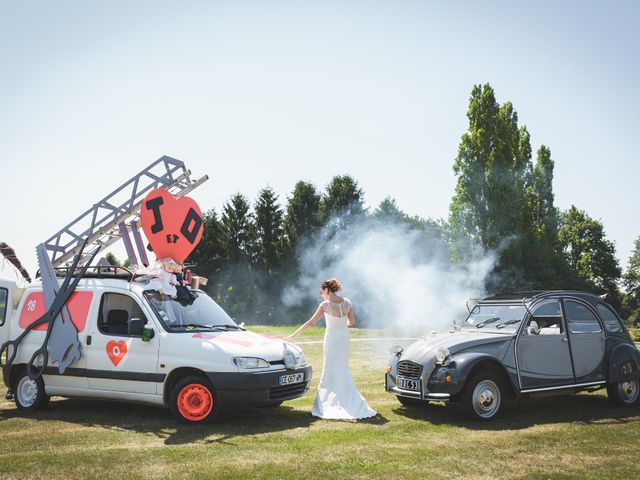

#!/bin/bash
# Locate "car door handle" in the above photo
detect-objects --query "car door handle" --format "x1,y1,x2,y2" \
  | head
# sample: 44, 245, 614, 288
562, 337, 569, 342
86, 335, 92, 346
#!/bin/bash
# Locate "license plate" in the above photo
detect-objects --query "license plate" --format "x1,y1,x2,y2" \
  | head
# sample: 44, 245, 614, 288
279, 373, 304, 386
397, 377, 420, 391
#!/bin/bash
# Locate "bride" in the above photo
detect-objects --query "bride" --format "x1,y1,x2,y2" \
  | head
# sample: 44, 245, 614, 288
285, 278, 376, 420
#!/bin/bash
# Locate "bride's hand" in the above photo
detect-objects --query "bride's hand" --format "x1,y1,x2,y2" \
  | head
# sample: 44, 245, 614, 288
283, 334, 295, 340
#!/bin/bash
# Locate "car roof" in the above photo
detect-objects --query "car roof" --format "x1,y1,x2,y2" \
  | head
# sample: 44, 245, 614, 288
480, 290, 606, 307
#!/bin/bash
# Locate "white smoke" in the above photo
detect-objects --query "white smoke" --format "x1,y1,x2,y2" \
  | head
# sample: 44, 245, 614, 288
282, 215, 495, 332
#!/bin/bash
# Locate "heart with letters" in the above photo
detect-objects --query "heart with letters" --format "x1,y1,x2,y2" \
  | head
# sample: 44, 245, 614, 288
106, 340, 128, 367
140, 188, 203, 263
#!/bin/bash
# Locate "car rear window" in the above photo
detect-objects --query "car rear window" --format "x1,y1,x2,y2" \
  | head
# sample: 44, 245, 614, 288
596, 303, 624, 333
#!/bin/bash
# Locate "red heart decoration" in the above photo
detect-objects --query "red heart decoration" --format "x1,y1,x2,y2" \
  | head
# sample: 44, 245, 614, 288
140, 188, 203, 263
106, 340, 128, 367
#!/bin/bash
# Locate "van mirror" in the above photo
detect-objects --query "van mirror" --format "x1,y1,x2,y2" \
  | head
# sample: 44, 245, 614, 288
128, 318, 145, 337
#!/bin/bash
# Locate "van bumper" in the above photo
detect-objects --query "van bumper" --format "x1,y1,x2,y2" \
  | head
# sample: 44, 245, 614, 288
205, 365, 313, 406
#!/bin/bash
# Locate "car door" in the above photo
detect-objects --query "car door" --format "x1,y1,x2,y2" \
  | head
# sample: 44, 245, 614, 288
516, 298, 574, 390
562, 298, 606, 384
84, 289, 160, 394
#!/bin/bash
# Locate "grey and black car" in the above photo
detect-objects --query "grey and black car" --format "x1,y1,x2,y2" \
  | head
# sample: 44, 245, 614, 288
385, 291, 640, 420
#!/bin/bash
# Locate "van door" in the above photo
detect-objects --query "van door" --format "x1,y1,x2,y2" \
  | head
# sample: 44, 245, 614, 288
516, 299, 574, 390
84, 290, 160, 394
563, 299, 606, 384
16, 289, 93, 390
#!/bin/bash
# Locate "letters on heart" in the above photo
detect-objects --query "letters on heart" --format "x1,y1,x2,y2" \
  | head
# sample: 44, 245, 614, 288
140, 188, 204, 263
106, 340, 128, 367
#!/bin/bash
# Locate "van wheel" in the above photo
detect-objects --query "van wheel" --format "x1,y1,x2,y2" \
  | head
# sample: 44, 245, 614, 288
14, 372, 50, 412
607, 378, 640, 406
461, 372, 503, 421
170, 375, 219, 424
396, 395, 426, 407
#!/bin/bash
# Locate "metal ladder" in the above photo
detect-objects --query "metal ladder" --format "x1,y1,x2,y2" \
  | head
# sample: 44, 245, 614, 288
44, 156, 208, 268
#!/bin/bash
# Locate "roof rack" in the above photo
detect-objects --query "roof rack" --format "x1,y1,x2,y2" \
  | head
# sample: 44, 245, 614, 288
39, 266, 136, 282
43, 156, 208, 268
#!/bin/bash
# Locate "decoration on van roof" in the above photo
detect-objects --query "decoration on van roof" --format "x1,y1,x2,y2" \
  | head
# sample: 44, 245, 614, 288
140, 188, 204, 263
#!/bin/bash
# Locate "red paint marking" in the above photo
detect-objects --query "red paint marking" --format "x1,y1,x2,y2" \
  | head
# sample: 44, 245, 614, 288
210, 333, 253, 347
106, 340, 128, 367
192, 333, 215, 339
19, 291, 93, 332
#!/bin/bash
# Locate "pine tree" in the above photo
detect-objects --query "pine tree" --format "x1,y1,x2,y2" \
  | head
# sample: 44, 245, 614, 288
321, 175, 365, 222
254, 186, 284, 274
283, 181, 323, 255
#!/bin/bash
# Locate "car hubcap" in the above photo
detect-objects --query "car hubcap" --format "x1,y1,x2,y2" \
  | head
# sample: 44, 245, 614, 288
472, 380, 500, 418
177, 383, 214, 421
619, 379, 639, 404
17, 377, 38, 407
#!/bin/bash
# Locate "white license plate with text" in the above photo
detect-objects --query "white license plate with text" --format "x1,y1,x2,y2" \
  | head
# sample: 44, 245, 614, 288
279, 373, 304, 386
397, 377, 421, 391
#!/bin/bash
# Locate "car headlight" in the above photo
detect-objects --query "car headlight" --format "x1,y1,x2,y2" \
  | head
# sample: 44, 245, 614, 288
435, 347, 451, 365
233, 357, 270, 369
390, 344, 404, 356
296, 351, 307, 366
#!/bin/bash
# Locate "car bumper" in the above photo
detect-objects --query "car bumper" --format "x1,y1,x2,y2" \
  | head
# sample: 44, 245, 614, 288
385, 372, 451, 402
206, 365, 313, 406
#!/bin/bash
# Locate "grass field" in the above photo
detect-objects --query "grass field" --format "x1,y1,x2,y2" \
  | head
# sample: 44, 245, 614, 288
1, 326, 640, 480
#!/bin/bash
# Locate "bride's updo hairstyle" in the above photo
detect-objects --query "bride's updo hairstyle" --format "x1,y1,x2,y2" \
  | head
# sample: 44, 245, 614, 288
321, 278, 342, 293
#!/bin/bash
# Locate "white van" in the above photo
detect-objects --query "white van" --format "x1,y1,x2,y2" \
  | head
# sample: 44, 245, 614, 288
0, 270, 311, 423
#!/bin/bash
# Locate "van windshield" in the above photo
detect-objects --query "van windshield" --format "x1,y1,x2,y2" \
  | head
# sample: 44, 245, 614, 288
144, 291, 240, 331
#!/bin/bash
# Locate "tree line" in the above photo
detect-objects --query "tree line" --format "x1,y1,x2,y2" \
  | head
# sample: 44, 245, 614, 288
110, 83, 640, 326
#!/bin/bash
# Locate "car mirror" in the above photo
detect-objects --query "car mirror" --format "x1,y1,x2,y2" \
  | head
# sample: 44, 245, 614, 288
128, 318, 145, 337
527, 320, 540, 335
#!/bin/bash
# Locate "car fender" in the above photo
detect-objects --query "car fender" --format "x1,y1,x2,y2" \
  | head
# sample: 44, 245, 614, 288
428, 352, 516, 397
608, 343, 640, 383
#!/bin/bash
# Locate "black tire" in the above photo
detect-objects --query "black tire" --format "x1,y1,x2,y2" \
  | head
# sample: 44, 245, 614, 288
461, 372, 504, 421
607, 377, 640, 407
13, 371, 50, 412
396, 395, 426, 408
169, 375, 219, 424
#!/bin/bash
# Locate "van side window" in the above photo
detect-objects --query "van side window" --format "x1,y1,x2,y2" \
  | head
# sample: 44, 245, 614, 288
98, 293, 148, 336
0, 287, 7, 326
564, 300, 602, 334
596, 303, 624, 333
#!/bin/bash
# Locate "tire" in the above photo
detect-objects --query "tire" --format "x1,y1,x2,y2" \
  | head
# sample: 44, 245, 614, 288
607, 377, 640, 407
396, 395, 426, 408
14, 371, 50, 412
169, 375, 219, 424
461, 372, 504, 421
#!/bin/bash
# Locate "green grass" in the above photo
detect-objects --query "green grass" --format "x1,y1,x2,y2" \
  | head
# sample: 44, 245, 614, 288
1, 326, 639, 479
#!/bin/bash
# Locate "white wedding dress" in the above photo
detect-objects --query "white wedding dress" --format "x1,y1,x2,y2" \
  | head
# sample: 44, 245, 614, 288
311, 298, 377, 420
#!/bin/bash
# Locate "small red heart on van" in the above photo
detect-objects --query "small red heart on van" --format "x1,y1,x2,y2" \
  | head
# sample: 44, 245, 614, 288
106, 340, 128, 367
140, 188, 203, 263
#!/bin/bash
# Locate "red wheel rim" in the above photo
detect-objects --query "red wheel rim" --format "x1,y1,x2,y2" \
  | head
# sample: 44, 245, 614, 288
177, 383, 214, 421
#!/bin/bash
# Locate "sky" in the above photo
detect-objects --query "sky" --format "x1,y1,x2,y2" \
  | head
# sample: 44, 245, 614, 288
1, 1, 639, 279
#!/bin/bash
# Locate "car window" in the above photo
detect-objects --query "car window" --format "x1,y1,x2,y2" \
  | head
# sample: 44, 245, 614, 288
596, 303, 624, 333
0, 287, 7, 326
525, 299, 563, 335
564, 300, 602, 334
98, 292, 148, 337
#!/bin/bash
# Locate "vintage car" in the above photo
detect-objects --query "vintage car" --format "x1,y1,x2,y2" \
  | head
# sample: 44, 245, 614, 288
385, 291, 640, 420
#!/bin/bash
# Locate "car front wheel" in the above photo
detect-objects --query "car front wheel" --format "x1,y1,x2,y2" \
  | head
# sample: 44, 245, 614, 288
461, 373, 503, 421
170, 375, 219, 424
14, 372, 50, 412
607, 377, 640, 407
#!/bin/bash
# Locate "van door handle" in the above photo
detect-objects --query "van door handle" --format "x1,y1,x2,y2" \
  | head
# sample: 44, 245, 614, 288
86, 335, 92, 346
562, 337, 569, 342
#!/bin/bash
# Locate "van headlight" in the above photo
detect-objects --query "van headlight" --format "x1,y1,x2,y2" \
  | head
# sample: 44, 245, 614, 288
295, 351, 307, 366
435, 347, 451, 365
233, 357, 270, 369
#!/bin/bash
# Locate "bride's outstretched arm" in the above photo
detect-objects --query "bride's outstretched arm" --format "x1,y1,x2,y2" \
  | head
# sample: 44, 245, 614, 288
284, 306, 324, 339
347, 308, 356, 327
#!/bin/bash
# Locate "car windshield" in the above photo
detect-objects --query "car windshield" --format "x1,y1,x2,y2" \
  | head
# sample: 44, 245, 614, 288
144, 291, 239, 331
463, 304, 526, 331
